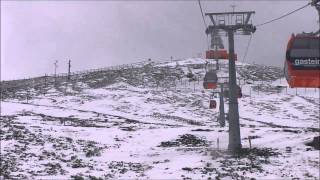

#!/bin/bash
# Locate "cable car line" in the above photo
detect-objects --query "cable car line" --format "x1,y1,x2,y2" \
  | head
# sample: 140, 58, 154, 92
197, 0, 210, 50
242, 34, 253, 63
255, 2, 311, 27
198, 0, 208, 29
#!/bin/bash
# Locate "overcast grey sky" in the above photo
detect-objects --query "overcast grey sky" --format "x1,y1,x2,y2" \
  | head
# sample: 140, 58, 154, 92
1, 0, 318, 80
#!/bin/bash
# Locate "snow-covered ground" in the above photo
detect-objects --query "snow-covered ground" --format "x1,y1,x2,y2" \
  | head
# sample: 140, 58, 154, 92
1, 58, 319, 179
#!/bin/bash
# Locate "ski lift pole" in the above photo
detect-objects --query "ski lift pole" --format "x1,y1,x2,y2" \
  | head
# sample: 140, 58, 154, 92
215, 45, 219, 70
227, 29, 242, 151
219, 84, 225, 127
68, 59, 71, 81
205, 10, 255, 153
54, 60, 58, 86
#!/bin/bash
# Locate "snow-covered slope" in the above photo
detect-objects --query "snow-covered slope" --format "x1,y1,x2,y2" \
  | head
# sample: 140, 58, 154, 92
1, 59, 319, 179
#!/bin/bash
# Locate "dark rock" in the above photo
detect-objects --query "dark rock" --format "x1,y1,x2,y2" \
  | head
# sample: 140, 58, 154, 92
306, 136, 320, 150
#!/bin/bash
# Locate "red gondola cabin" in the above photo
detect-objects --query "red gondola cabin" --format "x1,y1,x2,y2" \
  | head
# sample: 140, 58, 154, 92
206, 50, 237, 60
284, 33, 320, 88
203, 71, 218, 89
209, 100, 217, 109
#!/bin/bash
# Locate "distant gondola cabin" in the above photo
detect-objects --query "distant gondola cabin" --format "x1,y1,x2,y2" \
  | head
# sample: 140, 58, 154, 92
203, 71, 218, 89
209, 100, 217, 109
206, 50, 238, 60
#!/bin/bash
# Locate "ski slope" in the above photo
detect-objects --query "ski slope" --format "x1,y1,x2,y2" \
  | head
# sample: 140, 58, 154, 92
1, 58, 319, 179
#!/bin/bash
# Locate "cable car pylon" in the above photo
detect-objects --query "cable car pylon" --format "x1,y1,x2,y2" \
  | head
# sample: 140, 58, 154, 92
205, 11, 256, 153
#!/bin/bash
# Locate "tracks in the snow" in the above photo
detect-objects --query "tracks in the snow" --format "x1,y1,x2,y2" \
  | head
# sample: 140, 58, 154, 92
2, 101, 181, 128
241, 117, 319, 133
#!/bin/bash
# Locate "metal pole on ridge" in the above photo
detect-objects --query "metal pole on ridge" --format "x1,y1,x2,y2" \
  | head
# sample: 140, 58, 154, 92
54, 60, 58, 86
68, 60, 71, 81
219, 84, 225, 127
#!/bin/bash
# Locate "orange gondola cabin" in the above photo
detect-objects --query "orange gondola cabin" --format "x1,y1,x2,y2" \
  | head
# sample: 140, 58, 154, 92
206, 50, 238, 60
209, 100, 217, 109
203, 71, 218, 89
284, 33, 320, 88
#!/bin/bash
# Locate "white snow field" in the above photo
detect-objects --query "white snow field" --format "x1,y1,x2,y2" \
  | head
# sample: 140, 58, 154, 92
1, 59, 319, 179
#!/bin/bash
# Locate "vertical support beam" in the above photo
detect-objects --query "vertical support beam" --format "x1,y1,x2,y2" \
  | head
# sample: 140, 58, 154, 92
68, 59, 71, 81
205, 11, 255, 154
26, 90, 29, 104
45, 74, 47, 86
215, 45, 219, 70
54, 60, 58, 86
219, 84, 225, 127
227, 29, 242, 152
43, 74, 47, 95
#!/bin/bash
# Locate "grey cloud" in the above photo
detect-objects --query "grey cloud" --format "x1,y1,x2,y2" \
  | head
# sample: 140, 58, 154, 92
1, 1, 317, 80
